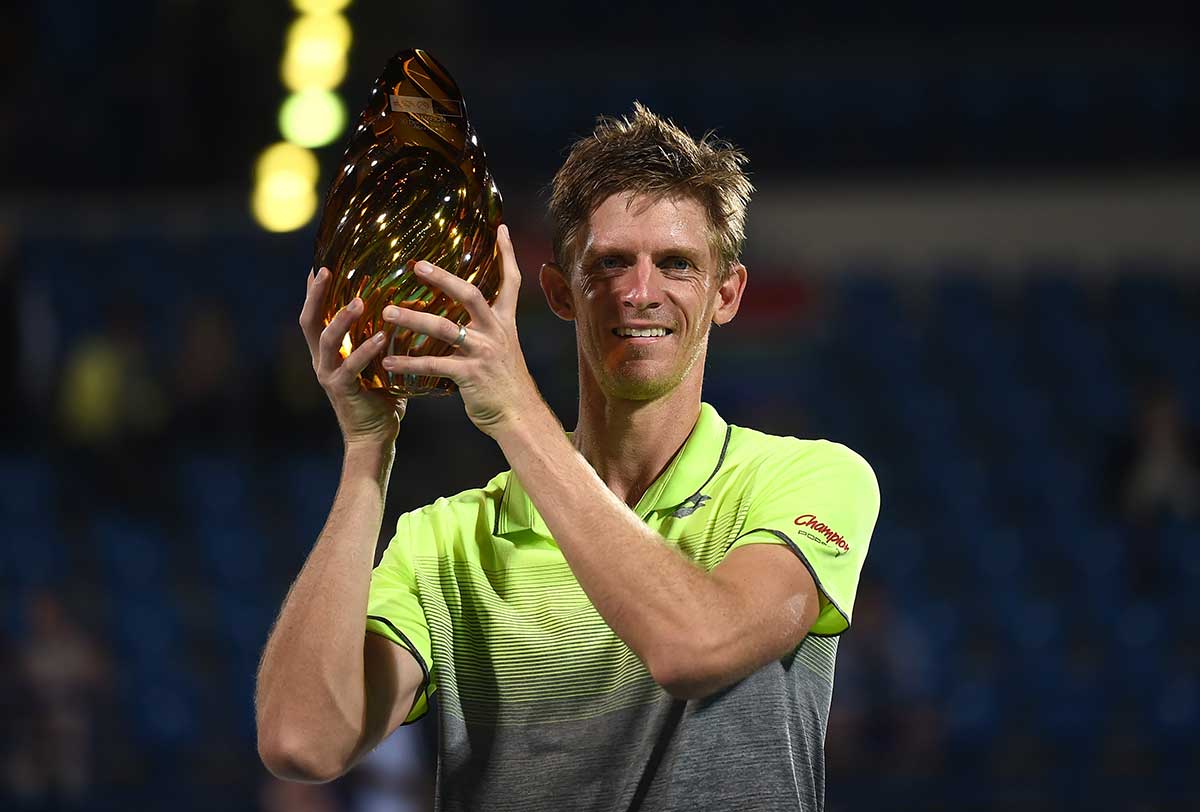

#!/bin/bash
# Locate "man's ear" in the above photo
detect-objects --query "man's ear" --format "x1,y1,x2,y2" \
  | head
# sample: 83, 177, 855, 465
539, 262, 575, 322
712, 263, 748, 326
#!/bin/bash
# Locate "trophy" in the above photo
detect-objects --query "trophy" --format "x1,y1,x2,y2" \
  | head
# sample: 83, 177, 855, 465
312, 48, 503, 397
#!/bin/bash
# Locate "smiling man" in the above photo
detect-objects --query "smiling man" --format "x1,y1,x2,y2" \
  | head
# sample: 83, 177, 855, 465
256, 103, 880, 812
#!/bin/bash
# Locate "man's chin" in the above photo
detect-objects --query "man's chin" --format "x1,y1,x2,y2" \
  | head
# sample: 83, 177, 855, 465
600, 371, 680, 402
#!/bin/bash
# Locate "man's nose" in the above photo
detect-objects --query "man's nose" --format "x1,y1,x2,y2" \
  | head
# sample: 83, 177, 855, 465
620, 260, 663, 311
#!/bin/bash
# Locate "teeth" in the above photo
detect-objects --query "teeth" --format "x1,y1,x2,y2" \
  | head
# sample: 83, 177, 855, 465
615, 327, 668, 337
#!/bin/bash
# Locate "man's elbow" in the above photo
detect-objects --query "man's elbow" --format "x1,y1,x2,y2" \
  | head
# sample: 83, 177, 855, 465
257, 724, 348, 784
649, 633, 809, 701
647, 641, 734, 701
653, 668, 723, 701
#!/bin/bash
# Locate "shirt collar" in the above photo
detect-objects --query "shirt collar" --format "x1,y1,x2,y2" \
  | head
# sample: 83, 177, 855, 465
495, 401, 731, 539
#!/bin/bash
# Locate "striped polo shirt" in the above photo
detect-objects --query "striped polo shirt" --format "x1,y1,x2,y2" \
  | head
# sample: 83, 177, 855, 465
365, 401, 880, 811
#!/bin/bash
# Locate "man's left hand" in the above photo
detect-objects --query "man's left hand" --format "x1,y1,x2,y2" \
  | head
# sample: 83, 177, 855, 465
380, 224, 545, 437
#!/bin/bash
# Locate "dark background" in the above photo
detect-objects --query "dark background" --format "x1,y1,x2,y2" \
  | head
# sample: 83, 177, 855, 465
2, 3, 1198, 811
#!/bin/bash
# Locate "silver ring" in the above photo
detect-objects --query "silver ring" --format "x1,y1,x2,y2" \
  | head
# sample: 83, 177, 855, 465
450, 324, 468, 349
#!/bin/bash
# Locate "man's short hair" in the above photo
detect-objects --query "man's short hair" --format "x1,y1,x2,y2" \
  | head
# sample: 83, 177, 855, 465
547, 102, 754, 283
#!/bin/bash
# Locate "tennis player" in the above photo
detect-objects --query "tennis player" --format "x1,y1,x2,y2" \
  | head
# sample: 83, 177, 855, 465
257, 103, 880, 811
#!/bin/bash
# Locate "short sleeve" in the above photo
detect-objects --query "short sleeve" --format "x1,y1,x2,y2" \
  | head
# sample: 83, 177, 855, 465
725, 440, 880, 636
366, 510, 435, 723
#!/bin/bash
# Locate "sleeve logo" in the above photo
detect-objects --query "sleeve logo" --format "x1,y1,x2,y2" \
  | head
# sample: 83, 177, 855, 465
794, 514, 851, 553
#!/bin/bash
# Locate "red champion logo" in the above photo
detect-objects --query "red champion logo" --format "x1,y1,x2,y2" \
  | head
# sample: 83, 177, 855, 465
794, 514, 850, 552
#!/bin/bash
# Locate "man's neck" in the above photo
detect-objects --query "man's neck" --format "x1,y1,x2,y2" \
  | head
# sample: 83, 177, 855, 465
570, 376, 703, 509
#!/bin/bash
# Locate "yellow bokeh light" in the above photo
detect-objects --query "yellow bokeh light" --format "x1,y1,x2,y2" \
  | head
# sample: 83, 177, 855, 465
252, 2, 353, 232
291, 0, 352, 13
252, 172, 319, 232
252, 143, 320, 232
279, 89, 347, 148
282, 14, 351, 91
282, 46, 347, 91
286, 13, 352, 55
254, 141, 320, 186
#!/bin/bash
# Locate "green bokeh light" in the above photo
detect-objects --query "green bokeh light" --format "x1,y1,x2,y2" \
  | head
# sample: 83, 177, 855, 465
279, 89, 346, 148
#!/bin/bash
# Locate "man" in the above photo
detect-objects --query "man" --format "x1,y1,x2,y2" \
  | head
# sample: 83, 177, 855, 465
256, 103, 880, 811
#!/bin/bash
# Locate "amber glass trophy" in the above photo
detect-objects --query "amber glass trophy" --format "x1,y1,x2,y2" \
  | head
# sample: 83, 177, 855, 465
312, 48, 503, 397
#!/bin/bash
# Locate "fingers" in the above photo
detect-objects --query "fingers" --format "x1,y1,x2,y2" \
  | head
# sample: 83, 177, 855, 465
337, 328, 389, 382
299, 267, 330, 358
382, 352, 454, 382
317, 296, 363, 378
495, 224, 521, 316
407, 224, 520, 327
412, 261, 494, 328
381, 305, 465, 351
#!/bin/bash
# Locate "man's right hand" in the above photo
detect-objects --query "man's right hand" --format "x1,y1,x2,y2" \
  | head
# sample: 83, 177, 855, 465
300, 266, 407, 448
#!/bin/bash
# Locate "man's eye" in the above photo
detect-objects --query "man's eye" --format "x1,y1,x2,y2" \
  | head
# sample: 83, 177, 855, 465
598, 257, 623, 270
663, 258, 693, 271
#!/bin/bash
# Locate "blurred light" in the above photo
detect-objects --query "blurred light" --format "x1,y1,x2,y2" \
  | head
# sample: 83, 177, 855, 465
281, 13, 352, 92
279, 89, 346, 148
282, 48, 348, 92
252, 170, 319, 232
286, 13, 352, 55
291, 0, 352, 13
252, 143, 320, 232
255, 141, 320, 186
253, 1, 353, 231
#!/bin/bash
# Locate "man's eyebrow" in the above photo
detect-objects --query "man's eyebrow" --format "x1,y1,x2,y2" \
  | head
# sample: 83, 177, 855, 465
579, 244, 708, 263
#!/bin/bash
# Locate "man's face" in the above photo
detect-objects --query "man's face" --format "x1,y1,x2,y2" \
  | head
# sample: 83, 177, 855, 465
540, 192, 746, 402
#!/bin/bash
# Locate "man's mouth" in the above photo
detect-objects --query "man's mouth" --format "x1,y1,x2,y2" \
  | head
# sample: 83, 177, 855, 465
612, 327, 672, 339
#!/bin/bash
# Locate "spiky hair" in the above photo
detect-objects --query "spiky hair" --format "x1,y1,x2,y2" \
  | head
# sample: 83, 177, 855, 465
548, 102, 753, 281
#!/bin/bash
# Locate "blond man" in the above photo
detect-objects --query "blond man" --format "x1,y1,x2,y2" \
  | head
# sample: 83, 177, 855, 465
257, 103, 880, 811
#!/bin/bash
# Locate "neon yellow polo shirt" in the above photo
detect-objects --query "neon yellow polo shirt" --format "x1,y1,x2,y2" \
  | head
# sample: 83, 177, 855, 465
365, 401, 880, 812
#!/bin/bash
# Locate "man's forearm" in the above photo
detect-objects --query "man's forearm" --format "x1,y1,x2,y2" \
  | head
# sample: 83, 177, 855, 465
491, 408, 735, 684
255, 441, 395, 780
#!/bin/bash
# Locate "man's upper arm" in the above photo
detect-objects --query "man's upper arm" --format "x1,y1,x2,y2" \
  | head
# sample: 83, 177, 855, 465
709, 542, 821, 662
672, 441, 878, 698
357, 632, 427, 759
364, 509, 435, 723
724, 440, 881, 636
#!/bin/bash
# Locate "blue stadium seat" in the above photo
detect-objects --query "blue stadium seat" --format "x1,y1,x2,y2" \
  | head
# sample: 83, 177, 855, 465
92, 514, 170, 590
1022, 268, 1087, 317
943, 671, 1002, 757
1, 519, 66, 588
1005, 597, 1067, 658
894, 385, 965, 447
1150, 634, 1199, 771
213, 590, 276, 745
176, 452, 252, 522
1109, 269, 1190, 369
973, 381, 1056, 449
22, 239, 102, 336
1016, 272, 1135, 434
213, 589, 275, 663
224, 650, 261, 746
279, 453, 340, 545
1113, 601, 1168, 687
1068, 523, 1127, 627
120, 660, 201, 750
0, 455, 56, 523
1159, 518, 1200, 591
913, 594, 967, 665
212, 589, 275, 745
195, 519, 266, 591
1040, 659, 1105, 768
965, 525, 1033, 608
111, 593, 180, 668
865, 520, 929, 596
